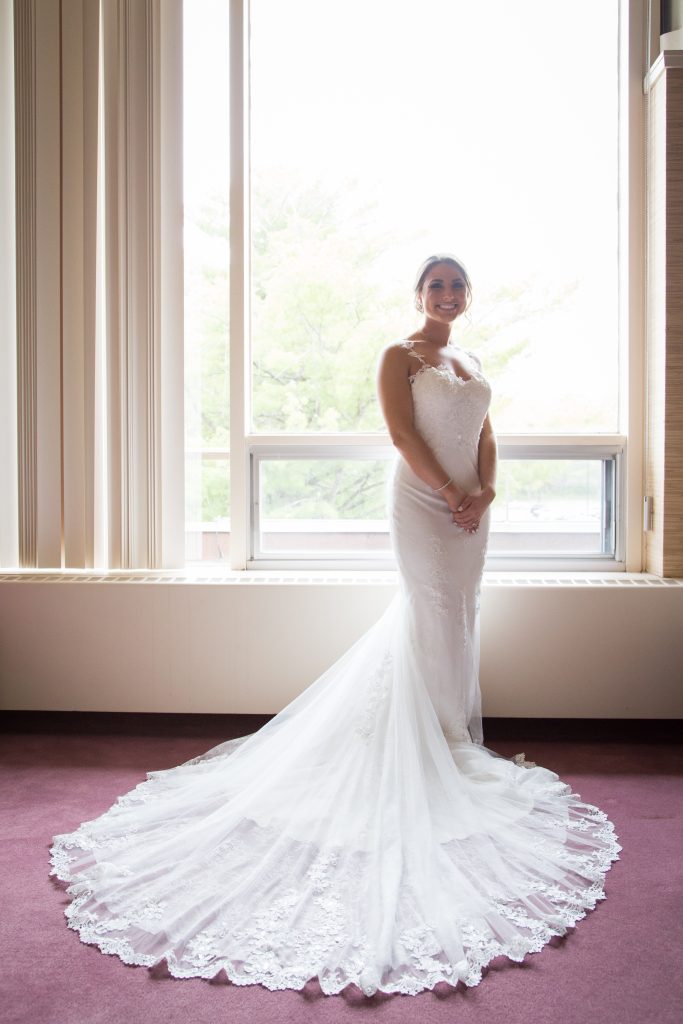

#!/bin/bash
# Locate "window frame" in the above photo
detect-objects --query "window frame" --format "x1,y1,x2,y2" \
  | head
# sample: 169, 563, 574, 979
247, 438, 624, 570
215, 0, 646, 573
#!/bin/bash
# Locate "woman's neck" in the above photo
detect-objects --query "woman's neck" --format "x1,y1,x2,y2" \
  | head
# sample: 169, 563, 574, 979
415, 320, 452, 347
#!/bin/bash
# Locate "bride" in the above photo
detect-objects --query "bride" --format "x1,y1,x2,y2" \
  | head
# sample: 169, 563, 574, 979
49, 254, 621, 997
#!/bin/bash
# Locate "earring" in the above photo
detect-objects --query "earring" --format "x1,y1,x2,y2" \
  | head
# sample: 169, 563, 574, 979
416, 300, 424, 313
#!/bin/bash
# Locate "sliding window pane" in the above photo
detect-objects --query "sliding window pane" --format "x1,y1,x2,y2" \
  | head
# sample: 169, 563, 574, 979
488, 459, 614, 556
258, 458, 392, 556
254, 454, 616, 562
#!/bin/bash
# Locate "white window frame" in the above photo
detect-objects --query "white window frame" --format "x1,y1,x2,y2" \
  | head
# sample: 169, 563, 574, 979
248, 440, 623, 571
219, 0, 646, 573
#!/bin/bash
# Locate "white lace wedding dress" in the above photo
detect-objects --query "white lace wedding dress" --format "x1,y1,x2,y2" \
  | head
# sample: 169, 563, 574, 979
49, 340, 621, 996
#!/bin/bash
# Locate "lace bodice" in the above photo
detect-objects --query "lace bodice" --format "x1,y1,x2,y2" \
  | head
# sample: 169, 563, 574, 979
399, 339, 492, 481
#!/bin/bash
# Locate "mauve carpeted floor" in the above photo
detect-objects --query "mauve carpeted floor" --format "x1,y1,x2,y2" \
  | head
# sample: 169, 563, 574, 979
2, 713, 683, 1024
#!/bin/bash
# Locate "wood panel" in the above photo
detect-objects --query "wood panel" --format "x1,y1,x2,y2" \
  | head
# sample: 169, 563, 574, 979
645, 53, 683, 576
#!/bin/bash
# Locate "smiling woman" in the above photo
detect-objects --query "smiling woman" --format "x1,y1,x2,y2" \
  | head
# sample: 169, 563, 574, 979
413, 253, 473, 321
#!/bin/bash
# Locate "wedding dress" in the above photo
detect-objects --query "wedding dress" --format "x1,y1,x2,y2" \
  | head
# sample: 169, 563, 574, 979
49, 339, 621, 997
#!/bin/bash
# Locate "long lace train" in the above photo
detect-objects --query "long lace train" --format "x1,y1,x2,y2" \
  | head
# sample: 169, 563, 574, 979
49, 594, 621, 996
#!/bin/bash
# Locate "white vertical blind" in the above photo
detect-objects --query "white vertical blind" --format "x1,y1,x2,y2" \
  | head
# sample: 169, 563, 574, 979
0, 0, 18, 568
3, 0, 184, 571
13, 0, 62, 567
61, 0, 100, 567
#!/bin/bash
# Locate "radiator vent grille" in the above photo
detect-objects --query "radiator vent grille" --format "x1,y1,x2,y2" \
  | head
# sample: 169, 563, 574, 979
1, 572, 682, 587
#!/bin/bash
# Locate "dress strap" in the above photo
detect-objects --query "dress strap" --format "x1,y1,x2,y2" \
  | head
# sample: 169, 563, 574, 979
401, 339, 430, 366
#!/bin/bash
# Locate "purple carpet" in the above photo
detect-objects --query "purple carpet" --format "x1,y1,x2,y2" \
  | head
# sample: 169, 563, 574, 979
2, 713, 682, 1024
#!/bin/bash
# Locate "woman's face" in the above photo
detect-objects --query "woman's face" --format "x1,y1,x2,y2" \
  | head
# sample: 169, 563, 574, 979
418, 262, 468, 324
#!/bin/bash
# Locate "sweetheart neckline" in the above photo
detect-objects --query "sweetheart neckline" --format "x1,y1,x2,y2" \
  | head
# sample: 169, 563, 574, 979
408, 362, 483, 387
401, 339, 481, 385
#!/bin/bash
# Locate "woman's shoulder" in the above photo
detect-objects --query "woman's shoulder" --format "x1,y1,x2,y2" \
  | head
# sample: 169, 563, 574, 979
376, 340, 422, 381
385, 337, 416, 350
379, 339, 417, 361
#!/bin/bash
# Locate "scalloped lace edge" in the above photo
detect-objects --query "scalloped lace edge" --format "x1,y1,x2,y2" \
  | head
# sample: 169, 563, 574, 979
49, 813, 622, 998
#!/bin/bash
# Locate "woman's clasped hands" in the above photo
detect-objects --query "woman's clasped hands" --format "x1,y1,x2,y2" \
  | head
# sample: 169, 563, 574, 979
446, 484, 495, 534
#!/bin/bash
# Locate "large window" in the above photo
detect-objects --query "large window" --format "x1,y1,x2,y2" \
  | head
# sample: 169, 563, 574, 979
184, 0, 627, 570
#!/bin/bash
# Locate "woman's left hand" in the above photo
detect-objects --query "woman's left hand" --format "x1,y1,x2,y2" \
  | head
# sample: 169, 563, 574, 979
450, 486, 495, 531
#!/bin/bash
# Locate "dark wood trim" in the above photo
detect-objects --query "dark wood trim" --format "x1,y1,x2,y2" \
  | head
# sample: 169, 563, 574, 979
1, 710, 680, 743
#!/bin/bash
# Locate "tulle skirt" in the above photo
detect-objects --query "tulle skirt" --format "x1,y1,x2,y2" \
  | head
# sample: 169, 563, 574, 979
49, 579, 621, 995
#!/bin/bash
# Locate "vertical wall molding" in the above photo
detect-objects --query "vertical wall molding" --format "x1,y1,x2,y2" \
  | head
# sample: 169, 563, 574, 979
622, 0, 647, 572
157, 0, 185, 569
229, 0, 249, 570
644, 51, 683, 576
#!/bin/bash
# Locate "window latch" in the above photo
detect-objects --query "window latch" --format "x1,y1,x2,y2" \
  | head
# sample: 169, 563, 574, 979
643, 495, 654, 532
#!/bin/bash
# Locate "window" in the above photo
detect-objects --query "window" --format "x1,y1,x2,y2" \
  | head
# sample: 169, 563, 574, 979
184, 0, 632, 571
183, 0, 231, 564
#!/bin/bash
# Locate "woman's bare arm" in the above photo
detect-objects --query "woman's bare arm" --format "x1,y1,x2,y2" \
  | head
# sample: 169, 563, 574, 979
376, 345, 468, 511
452, 413, 497, 529
477, 414, 497, 499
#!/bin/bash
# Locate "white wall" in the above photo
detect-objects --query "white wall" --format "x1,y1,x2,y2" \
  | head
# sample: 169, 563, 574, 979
1, 577, 682, 718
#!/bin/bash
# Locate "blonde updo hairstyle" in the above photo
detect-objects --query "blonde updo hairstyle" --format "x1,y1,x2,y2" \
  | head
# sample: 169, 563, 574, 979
413, 253, 473, 316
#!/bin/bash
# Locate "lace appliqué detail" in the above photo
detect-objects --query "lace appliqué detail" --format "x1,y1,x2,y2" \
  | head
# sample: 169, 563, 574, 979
355, 652, 392, 741
512, 752, 537, 769
457, 590, 469, 650
425, 535, 449, 616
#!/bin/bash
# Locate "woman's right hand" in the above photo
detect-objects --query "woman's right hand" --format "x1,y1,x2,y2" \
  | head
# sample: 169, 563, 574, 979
443, 483, 479, 533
